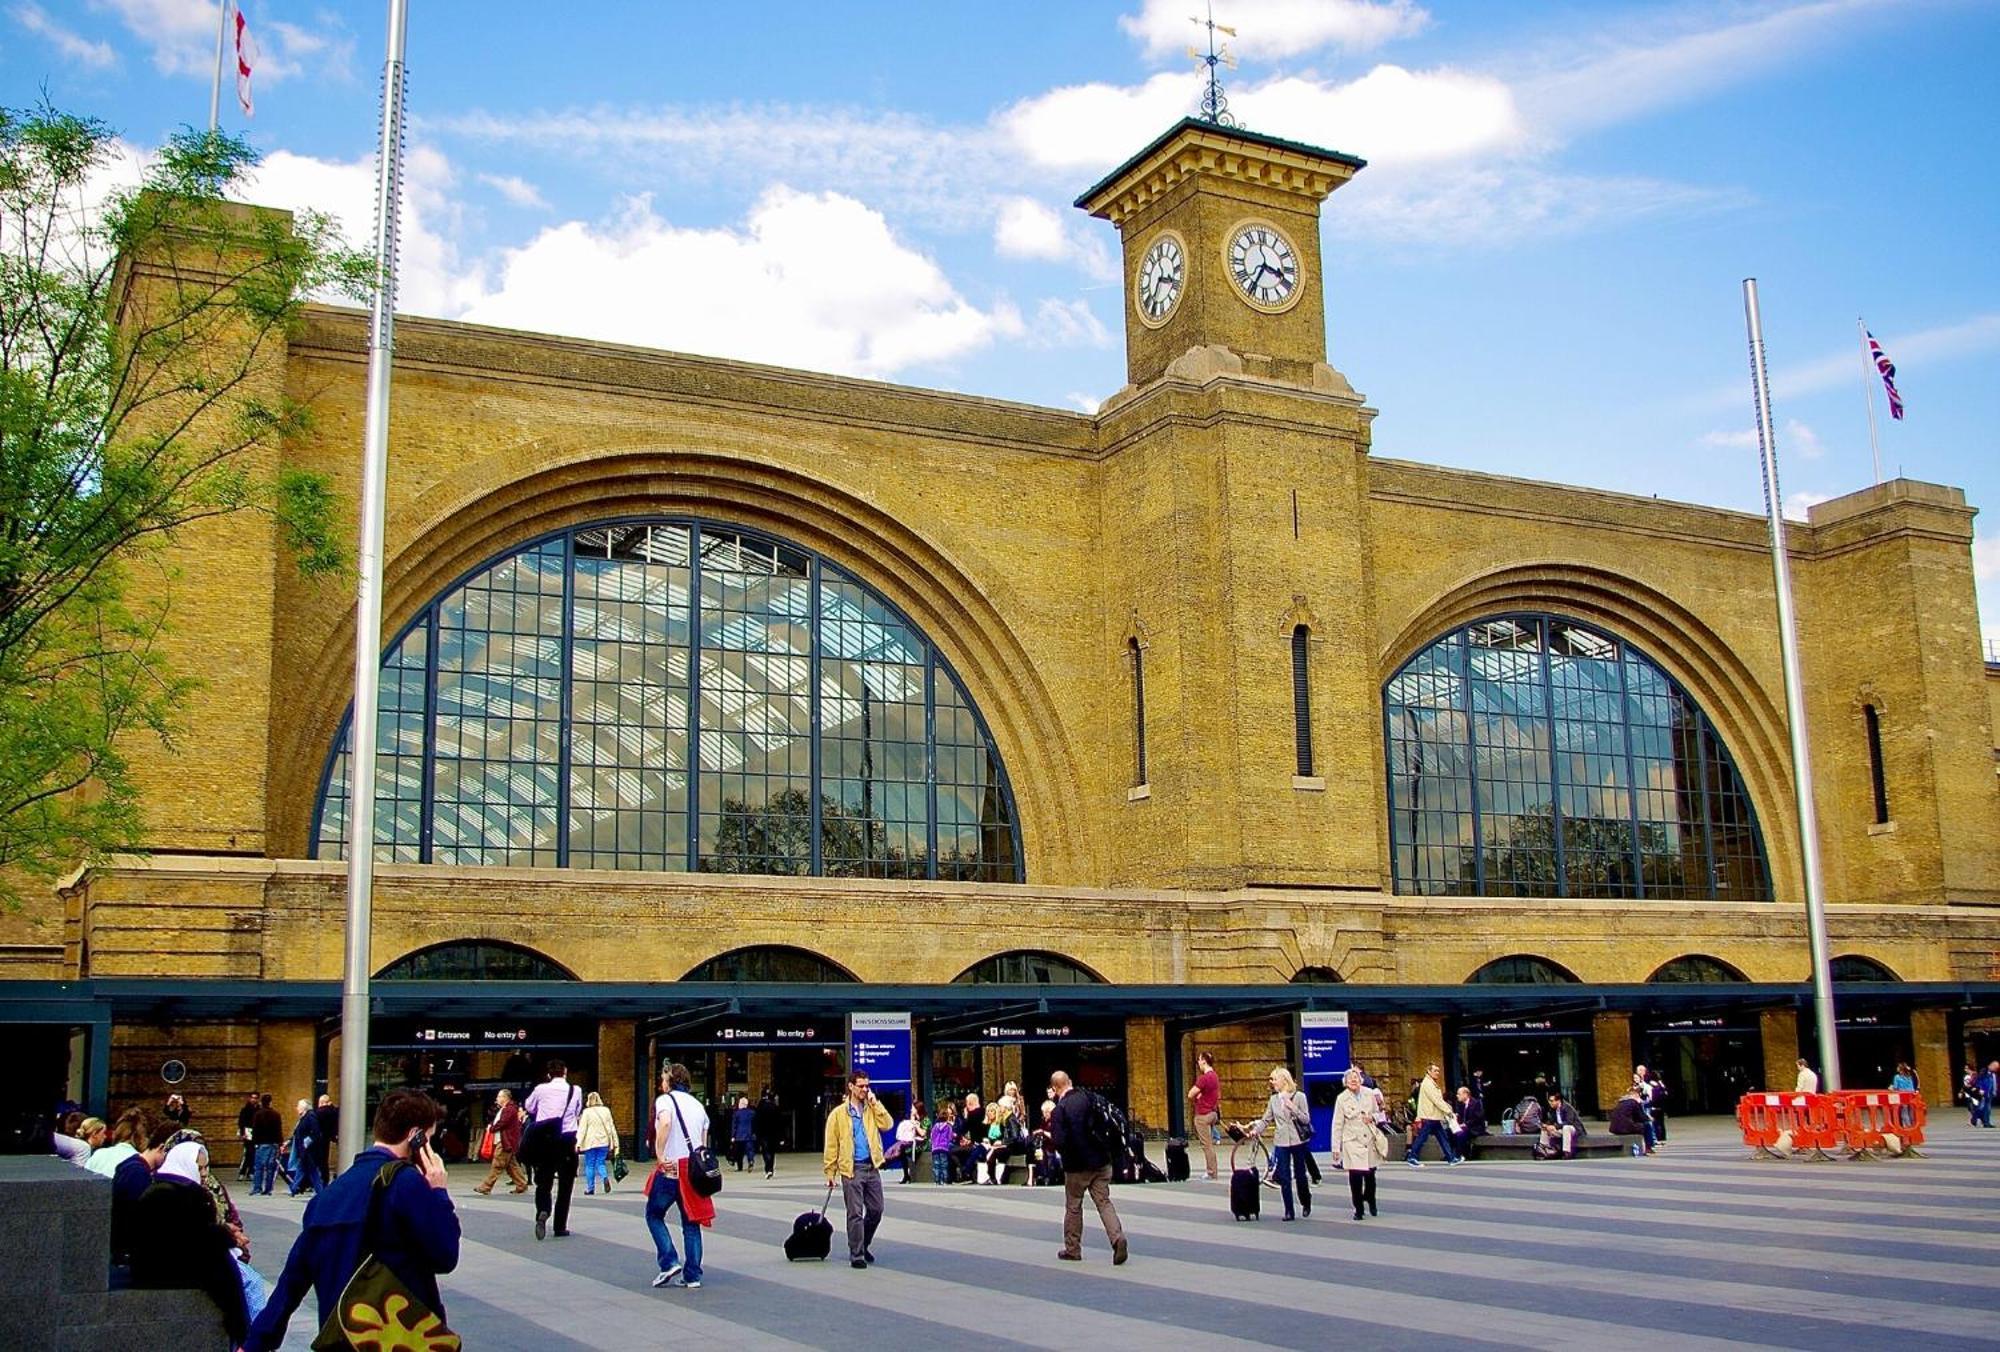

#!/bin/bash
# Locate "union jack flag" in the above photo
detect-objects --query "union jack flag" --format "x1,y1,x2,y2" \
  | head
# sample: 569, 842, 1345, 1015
1867, 329, 1903, 420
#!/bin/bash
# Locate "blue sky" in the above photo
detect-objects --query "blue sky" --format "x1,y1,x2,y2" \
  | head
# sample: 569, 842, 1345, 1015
8, 1, 1997, 648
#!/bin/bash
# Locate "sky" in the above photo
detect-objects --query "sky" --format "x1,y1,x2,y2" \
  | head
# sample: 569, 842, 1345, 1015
7, 0, 1998, 650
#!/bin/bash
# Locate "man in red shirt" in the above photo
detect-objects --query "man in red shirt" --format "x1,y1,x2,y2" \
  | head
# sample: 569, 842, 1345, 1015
1187, 1051, 1222, 1180
473, 1088, 529, 1195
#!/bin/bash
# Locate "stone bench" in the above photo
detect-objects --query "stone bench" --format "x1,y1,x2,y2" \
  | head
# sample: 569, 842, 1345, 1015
1462, 1131, 1630, 1161
0, 1155, 229, 1351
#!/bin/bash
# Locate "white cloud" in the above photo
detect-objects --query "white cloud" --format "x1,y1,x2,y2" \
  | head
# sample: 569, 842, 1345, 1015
93, 0, 346, 84
1030, 298, 1112, 350
478, 173, 550, 210
1975, 534, 2000, 583
1784, 418, 1825, 460
1699, 428, 1757, 450
1064, 391, 1103, 414
992, 196, 1117, 279
996, 71, 1197, 175
1695, 313, 2000, 412
459, 186, 1023, 380
1119, 0, 1429, 62
13, 3, 117, 67
1242, 66, 1523, 164
1783, 489, 1831, 521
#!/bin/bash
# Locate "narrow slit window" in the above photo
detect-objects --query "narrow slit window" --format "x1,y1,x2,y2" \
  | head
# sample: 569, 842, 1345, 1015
1129, 638, 1148, 787
1291, 625, 1314, 776
1864, 704, 1889, 824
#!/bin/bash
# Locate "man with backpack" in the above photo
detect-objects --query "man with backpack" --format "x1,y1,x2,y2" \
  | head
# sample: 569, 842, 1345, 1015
1046, 1071, 1128, 1265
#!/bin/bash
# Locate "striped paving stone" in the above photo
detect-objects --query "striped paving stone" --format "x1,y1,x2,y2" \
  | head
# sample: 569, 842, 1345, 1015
234, 1117, 1999, 1350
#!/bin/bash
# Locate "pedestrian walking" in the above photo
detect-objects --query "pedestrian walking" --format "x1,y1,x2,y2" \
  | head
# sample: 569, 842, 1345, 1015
894, 1105, 921, 1183
1047, 1070, 1127, 1264
646, 1063, 712, 1289
1978, 1062, 2000, 1128
474, 1088, 530, 1196
753, 1091, 781, 1177
578, 1091, 620, 1195
521, 1059, 582, 1240
1333, 1067, 1386, 1219
236, 1093, 259, 1182
286, 1098, 323, 1196
1187, 1049, 1222, 1180
822, 1071, 893, 1269
249, 1094, 284, 1195
241, 1089, 460, 1351
730, 1095, 755, 1171
1642, 1065, 1669, 1142
1405, 1063, 1462, 1167
1794, 1059, 1820, 1093
315, 1094, 339, 1167
1243, 1066, 1313, 1220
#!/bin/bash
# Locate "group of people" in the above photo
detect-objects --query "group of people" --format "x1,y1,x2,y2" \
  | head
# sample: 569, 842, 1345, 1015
1962, 1060, 1998, 1127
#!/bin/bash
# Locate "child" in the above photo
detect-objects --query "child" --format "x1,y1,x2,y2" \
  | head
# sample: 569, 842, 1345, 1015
929, 1103, 958, 1184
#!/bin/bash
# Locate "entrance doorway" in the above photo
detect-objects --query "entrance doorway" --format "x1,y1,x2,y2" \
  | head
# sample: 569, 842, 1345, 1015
1643, 1023, 1760, 1111
363, 1017, 598, 1162
1454, 1018, 1598, 1116
649, 1018, 847, 1159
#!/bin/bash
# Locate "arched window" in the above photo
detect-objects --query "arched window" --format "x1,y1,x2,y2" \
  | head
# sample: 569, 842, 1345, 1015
1829, 955, 1898, 983
682, 946, 858, 983
952, 951, 1106, 985
1384, 614, 1771, 901
1290, 966, 1343, 983
1646, 955, 1748, 983
1129, 637, 1148, 787
313, 519, 1021, 883
375, 940, 576, 982
1466, 955, 1580, 985
1863, 704, 1889, 825
1291, 625, 1314, 777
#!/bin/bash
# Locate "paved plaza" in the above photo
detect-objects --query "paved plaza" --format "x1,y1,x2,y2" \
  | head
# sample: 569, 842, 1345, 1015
236, 1118, 1997, 1350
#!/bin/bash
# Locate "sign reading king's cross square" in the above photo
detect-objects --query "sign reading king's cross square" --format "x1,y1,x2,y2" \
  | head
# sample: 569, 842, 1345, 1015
1298, 1011, 1351, 1153
849, 1013, 913, 1157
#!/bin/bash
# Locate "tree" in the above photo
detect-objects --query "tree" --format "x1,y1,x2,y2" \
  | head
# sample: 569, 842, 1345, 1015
0, 104, 367, 907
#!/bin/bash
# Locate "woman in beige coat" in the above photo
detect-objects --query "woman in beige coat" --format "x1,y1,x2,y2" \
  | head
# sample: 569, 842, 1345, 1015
1332, 1066, 1385, 1219
577, 1091, 620, 1195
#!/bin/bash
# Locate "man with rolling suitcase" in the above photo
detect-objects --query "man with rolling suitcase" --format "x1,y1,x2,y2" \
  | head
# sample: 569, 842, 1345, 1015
1047, 1071, 1128, 1265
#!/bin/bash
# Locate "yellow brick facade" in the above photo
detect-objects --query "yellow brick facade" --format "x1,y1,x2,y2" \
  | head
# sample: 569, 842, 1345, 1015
32, 122, 2000, 1145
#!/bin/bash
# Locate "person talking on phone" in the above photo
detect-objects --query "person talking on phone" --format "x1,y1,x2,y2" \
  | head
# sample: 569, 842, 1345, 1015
241, 1088, 460, 1352
822, 1071, 893, 1269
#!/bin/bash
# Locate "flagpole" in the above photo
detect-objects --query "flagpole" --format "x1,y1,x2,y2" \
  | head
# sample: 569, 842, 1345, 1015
1743, 278, 1842, 1092
1855, 318, 1883, 484
209, 0, 229, 131
337, 0, 411, 1171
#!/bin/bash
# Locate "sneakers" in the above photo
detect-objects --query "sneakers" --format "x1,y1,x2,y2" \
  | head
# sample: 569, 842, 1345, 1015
1406, 1159, 1423, 1169
765, 1169, 774, 1178
1446, 1159, 1464, 1167
650, 1267, 678, 1288
851, 1259, 868, 1269
678, 1279, 701, 1289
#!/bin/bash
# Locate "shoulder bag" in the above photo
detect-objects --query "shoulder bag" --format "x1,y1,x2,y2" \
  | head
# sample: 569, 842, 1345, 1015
519, 1086, 578, 1171
311, 1160, 459, 1351
669, 1092, 723, 1198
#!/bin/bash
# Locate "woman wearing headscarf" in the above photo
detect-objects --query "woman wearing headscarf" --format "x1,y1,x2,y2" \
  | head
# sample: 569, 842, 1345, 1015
1333, 1065, 1386, 1219
130, 1142, 251, 1345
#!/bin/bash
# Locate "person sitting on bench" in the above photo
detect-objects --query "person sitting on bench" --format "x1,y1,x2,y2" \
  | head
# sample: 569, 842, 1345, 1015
1539, 1092, 1584, 1159
1607, 1089, 1654, 1155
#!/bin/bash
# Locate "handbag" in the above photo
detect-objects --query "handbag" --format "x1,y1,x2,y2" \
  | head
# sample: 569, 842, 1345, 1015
519, 1086, 578, 1171
1371, 1125, 1391, 1160
311, 1160, 459, 1351
612, 1155, 629, 1183
668, 1091, 723, 1198
478, 1127, 495, 1162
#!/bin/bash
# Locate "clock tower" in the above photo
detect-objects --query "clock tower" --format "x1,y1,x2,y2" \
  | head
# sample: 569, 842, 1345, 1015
1075, 117, 1365, 395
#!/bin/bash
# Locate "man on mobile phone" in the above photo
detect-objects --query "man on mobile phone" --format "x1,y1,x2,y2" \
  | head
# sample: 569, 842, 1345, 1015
822, 1072, 893, 1270
242, 1088, 460, 1352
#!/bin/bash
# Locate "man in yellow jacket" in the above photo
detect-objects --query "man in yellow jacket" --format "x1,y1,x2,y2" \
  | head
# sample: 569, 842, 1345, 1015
1405, 1062, 1464, 1167
823, 1071, 894, 1269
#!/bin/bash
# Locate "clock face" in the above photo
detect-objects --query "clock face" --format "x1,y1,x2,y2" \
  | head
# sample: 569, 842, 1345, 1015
1227, 223, 1300, 311
1136, 233, 1185, 326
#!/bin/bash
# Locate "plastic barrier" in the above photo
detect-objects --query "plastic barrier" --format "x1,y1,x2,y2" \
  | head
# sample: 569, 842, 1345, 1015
1830, 1090, 1927, 1159
1738, 1091, 1927, 1161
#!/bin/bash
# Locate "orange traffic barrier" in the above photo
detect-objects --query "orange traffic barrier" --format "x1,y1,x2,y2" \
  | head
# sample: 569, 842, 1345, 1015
1830, 1090, 1927, 1159
1737, 1093, 1837, 1160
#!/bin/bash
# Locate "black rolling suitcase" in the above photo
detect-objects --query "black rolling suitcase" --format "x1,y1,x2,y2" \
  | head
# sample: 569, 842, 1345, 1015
1228, 1141, 1265, 1221
785, 1183, 835, 1261
1165, 1138, 1190, 1182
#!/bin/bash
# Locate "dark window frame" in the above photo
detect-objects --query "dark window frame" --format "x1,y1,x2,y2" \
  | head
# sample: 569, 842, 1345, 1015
1291, 624, 1314, 776
1863, 704, 1890, 824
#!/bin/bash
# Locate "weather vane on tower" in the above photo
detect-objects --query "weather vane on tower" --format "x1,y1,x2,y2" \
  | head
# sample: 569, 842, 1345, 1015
1189, 3, 1239, 127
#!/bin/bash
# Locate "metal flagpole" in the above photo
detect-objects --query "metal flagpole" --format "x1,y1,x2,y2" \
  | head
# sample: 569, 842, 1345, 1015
1742, 279, 1842, 1091
338, 0, 411, 1171
1855, 318, 1883, 485
209, 0, 229, 131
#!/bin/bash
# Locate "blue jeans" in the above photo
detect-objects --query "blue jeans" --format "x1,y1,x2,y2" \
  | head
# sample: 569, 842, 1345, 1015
252, 1144, 278, 1195
1273, 1143, 1312, 1219
581, 1146, 610, 1192
1407, 1118, 1459, 1163
932, 1148, 950, 1184
646, 1174, 703, 1282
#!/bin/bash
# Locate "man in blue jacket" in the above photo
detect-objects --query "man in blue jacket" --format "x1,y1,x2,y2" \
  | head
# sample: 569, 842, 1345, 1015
243, 1088, 460, 1352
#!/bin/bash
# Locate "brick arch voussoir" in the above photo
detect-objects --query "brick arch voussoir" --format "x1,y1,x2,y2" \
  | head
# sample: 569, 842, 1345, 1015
1381, 562, 1800, 899
277, 447, 1095, 884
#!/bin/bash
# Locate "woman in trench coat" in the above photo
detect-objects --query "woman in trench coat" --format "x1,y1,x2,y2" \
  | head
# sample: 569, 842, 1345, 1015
1331, 1065, 1386, 1219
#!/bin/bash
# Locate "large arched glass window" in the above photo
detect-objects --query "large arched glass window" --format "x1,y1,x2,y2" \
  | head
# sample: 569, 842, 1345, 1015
1830, 955, 1897, 982
952, 951, 1105, 985
1466, 955, 1580, 985
682, 946, 858, 983
314, 519, 1022, 882
375, 940, 576, 981
1384, 615, 1770, 901
1647, 955, 1748, 984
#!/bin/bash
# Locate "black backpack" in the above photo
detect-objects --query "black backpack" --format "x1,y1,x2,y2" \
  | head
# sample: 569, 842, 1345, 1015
1085, 1093, 1131, 1162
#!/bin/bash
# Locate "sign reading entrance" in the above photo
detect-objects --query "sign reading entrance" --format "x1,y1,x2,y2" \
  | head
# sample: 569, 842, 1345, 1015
1297, 1010, 1351, 1153
849, 1013, 912, 1157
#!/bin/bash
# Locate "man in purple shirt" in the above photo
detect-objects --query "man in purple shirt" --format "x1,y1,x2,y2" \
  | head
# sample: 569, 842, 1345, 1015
521, 1059, 582, 1240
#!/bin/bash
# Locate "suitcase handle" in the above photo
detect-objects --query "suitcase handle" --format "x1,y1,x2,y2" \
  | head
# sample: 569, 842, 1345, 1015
814, 1180, 835, 1219
1230, 1139, 1268, 1170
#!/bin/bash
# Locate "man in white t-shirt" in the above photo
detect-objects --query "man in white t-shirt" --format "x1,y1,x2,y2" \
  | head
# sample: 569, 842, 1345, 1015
1795, 1059, 1820, 1094
647, 1063, 709, 1289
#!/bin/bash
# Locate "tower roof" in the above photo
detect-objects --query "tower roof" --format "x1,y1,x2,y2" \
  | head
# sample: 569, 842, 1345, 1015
1073, 117, 1366, 225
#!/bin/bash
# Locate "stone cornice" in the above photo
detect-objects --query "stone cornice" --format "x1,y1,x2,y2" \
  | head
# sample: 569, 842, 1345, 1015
1076, 119, 1362, 226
